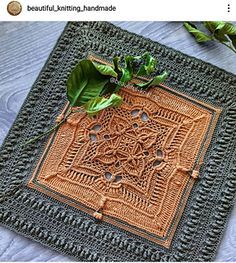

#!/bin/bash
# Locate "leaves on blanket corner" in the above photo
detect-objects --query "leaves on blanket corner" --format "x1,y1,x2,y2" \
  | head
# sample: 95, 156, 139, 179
67, 53, 168, 115
25, 52, 169, 144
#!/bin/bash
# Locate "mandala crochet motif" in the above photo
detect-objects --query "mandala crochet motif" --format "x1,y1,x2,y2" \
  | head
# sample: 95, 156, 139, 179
29, 56, 221, 248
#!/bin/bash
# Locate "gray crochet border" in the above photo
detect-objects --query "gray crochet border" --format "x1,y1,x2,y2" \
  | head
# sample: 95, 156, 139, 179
0, 22, 235, 261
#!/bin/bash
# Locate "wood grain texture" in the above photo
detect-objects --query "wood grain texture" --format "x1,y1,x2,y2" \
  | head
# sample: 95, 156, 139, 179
0, 21, 235, 262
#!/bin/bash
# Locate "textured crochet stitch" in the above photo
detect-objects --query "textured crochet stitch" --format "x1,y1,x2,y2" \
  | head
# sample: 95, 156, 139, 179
29, 55, 221, 248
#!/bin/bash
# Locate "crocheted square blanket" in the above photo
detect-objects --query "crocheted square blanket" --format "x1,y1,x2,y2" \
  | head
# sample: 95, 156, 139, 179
0, 22, 236, 261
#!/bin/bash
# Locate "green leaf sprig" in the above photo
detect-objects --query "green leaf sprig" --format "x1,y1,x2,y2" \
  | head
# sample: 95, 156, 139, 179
24, 53, 167, 145
184, 21, 236, 54
67, 52, 168, 116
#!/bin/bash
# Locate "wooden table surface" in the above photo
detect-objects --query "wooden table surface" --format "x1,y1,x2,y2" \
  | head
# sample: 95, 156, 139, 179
0, 22, 235, 261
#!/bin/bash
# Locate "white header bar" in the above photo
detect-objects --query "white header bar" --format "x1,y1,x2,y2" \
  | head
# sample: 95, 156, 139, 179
0, 0, 235, 21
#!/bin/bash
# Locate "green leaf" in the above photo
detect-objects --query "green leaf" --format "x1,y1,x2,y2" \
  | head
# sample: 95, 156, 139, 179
120, 55, 135, 83
136, 71, 168, 89
204, 21, 236, 43
113, 56, 122, 75
184, 22, 212, 42
120, 68, 132, 84
214, 32, 229, 42
204, 21, 219, 33
92, 62, 118, 78
67, 60, 109, 107
137, 52, 157, 76
217, 22, 236, 35
85, 94, 122, 116
204, 21, 229, 42
114, 55, 135, 92
204, 21, 225, 32
204, 21, 236, 51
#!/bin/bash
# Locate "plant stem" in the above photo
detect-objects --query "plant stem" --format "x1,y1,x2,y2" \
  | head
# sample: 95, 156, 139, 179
221, 41, 236, 54
212, 36, 236, 54
23, 108, 72, 147
23, 120, 64, 146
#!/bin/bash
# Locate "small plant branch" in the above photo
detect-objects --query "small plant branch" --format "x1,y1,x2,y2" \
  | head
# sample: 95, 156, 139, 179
24, 53, 168, 146
211, 35, 236, 54
184, 21, 236, 55
220, 41, 236, 54
23, 108, 72, 146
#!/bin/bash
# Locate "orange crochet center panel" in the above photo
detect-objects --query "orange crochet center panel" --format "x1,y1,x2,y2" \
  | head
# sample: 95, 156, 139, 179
28, 57, 221, 248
